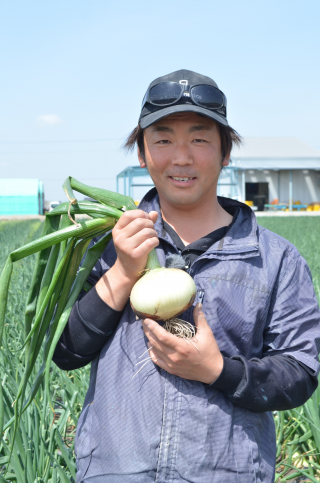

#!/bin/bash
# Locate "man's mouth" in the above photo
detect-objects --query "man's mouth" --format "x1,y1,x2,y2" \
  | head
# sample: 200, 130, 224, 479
170, 177, 196, 182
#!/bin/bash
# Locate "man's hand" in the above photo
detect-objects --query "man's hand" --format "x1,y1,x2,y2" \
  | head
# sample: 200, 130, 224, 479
112, 209, 159, 282
142, 303, 224, 384
96, 210, 159, 311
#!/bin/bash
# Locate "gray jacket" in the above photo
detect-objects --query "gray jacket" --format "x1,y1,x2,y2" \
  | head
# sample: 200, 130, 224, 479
75, 191, 320, 483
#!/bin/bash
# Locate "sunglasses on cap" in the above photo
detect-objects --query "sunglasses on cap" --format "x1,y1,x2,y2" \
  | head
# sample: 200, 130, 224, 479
141, 81, 227, 113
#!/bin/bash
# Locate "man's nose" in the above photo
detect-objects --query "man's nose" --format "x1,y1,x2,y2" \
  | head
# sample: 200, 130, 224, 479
171, 144, 193, 166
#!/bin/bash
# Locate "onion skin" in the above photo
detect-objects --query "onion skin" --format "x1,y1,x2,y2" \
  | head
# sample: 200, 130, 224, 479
131, 292, 196, 321
130, 267, 197, 321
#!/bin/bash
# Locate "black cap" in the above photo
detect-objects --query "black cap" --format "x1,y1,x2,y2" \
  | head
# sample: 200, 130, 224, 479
139, 69, 228, 129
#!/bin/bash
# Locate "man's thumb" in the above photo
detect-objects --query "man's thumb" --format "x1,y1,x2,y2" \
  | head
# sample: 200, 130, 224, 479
149, 211, 158, 224
193, 303, 208, 329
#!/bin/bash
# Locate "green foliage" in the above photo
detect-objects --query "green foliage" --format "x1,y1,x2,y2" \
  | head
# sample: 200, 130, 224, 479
258, 216, 320, 303
0, 221, 90, 482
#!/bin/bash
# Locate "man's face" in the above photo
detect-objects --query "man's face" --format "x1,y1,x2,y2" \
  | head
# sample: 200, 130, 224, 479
139, 112, 229, 209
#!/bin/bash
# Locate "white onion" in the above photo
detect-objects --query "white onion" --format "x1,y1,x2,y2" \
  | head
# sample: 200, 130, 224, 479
130, 267, 197, 321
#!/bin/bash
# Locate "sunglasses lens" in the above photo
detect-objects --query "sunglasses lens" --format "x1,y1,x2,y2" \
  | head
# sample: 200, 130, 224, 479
191, 85, 224, 109
149, 82, 182, 106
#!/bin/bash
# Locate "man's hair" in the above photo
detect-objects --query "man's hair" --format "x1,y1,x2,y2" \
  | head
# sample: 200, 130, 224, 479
123, 121, 242, 163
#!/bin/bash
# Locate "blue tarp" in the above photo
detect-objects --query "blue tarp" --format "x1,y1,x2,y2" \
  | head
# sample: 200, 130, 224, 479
0, 179, 43, 215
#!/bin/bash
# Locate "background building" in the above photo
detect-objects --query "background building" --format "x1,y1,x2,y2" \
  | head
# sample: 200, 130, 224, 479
0, 179, 44, 215
229, 137, 320, 210
117, 137, 320, 211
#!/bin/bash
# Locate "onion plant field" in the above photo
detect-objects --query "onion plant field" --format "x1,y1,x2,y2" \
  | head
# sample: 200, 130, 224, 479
258, 217, 320, 304
258, 216, 320, 482
0, 221, 90, 482
0, 217, 320, 482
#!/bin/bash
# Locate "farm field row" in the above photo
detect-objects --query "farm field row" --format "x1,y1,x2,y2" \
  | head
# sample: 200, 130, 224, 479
0, 217, 320, 482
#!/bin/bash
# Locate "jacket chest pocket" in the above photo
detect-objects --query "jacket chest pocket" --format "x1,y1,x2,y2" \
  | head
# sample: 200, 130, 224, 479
195, 274, 271, 358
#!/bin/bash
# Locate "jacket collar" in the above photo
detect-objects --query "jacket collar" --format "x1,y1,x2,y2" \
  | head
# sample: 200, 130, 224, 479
138, 188, 259, 259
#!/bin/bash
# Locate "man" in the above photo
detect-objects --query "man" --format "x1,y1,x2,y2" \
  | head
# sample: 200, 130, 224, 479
53, 69, 320, 483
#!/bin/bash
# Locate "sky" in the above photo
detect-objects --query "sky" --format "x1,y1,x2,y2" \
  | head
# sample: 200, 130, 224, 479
0, 0, 319, 201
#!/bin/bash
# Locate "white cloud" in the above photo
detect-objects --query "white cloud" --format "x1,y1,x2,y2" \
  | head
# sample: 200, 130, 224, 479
37, 114, 62, 126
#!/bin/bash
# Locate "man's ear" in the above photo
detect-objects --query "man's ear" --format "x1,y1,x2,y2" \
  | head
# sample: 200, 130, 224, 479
138, 147, 146, 168
222, 153, 230, 167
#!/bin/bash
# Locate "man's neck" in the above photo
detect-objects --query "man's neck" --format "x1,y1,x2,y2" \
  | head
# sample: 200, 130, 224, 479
160, 196, 233, 246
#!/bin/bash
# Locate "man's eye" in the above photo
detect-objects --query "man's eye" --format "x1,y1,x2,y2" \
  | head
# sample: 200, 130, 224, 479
157, 140, 170, 144
193, 139, 207, 143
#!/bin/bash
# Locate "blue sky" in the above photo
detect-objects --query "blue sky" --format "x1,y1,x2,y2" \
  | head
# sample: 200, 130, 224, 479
0, 0, 319, 201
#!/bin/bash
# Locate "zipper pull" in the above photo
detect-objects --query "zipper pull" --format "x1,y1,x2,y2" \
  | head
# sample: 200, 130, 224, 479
198, 290, 205, 308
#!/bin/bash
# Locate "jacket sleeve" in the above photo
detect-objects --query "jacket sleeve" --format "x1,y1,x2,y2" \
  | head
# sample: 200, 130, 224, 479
211, 253, 320, 412
52, 237, 123, 371
210, 354, 318, 412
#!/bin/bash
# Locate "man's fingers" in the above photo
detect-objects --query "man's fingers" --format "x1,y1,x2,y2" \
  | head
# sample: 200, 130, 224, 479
149, 211, 158, 224
116, 217, 156, 239
148, 344, 174, 372
115, 210, 157, 231
115, 210, 150, 230
193, 303, 208, 329
142, 318, 178, 350
149, 349, 166, 370
132, 237, 159, 259
193, 302, 202, 321
128, 228, 159, 249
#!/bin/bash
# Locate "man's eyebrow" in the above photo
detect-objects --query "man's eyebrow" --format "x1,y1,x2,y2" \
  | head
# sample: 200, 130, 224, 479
189, 125, 212, 133
151, 126, 174, 133
151, 125, 213, 133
